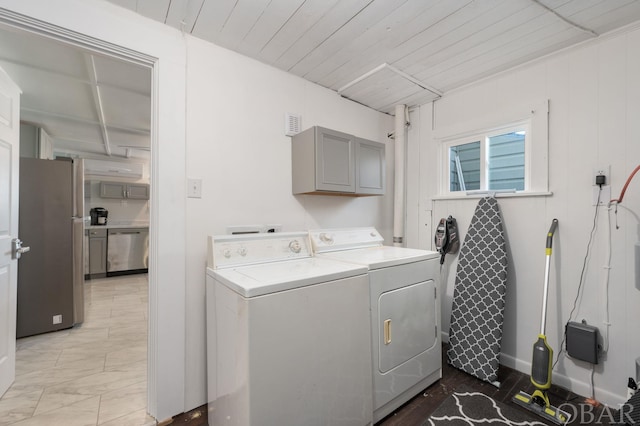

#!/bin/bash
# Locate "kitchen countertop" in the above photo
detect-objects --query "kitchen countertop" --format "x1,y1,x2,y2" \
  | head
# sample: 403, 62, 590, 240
85, 222, 149, 230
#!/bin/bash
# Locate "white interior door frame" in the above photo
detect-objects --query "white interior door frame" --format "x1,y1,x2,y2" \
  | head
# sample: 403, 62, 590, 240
0, 8, 164, 419
0, 63, 21, 398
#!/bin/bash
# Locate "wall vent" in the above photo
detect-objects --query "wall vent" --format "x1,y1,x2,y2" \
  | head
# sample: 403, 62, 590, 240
285, 112, 301, 136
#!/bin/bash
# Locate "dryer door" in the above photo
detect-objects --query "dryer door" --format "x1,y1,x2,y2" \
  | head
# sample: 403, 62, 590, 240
378, 279, 437, 373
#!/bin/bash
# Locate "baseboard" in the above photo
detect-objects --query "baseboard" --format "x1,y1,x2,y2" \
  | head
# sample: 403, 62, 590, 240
499, 352, 626, 407
441, 339, 626, 407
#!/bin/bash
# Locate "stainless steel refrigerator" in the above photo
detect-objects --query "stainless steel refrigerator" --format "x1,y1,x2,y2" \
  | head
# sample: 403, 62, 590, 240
17, 157, 84, 338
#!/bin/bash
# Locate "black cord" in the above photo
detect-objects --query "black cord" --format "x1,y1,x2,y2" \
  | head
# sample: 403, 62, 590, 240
552, 187, 602, 370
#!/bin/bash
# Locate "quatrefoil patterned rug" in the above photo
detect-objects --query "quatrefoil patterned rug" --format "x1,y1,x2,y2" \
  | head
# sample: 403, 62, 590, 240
423, 386, 547, 425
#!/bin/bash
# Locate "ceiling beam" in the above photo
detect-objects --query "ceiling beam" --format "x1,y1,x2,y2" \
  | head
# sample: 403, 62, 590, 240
0, 56, 151, 97
85, 53, 112, 156
54, 135, 149, 150
21, 106, 150, 135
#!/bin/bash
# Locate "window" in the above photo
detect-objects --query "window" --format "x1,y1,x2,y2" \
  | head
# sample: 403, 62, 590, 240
435, 100, 549, 198
449, 141, 480, 191
443, 123, 530, 194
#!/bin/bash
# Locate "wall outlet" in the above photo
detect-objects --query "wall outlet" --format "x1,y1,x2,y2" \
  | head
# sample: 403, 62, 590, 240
52, 314, 62, 324
592, 165, 611, 206
592, 185, 611, 206
593, 165, 610, 186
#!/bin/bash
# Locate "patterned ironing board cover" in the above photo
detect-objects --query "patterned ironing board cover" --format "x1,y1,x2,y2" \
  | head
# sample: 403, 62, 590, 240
447, 197, 508, 383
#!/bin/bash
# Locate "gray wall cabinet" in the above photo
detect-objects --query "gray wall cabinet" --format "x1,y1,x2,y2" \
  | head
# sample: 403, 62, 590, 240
355, 137, 385, 195
100, 181, 150, 200
292, 126, 385, 196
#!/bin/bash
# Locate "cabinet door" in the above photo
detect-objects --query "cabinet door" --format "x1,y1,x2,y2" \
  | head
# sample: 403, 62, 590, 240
100, 181, 126, 199
356, 138, 385, 195
315, 127, 355, 192
127, 183, 150, 200
88, 236, 107, 275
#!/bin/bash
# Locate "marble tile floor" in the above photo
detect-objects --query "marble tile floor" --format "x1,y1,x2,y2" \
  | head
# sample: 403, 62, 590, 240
0, 274, 155, 426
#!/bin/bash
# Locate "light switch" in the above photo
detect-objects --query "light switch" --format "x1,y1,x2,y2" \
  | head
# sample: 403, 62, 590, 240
187, 178, 202, 198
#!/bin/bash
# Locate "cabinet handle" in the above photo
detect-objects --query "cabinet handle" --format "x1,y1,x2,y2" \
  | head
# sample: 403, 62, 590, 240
383, 319, 391, 345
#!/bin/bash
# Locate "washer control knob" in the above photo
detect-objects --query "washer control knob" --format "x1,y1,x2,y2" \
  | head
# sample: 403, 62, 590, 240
223, 249, 231, 258
237, 247, 247, 256
319, 233, 334, 244
370, 232, 377, 237
289, 240, 301, 253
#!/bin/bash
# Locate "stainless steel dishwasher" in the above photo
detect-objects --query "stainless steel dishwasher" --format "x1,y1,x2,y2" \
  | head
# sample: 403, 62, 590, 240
107, 228, 149, 274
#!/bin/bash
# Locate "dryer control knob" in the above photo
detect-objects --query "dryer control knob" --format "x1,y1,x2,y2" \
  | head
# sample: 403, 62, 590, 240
237, 247, 247, 256
223, 249, 231, 258
319, 233, 334, 244
289, 240, 301, 253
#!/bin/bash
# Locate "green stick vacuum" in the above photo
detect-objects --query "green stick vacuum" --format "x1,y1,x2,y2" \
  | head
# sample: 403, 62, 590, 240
513, 219, 571, 425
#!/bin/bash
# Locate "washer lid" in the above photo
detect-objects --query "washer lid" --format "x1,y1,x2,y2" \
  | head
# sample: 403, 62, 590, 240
317, 246, 439, 269
212, 257, 367, 297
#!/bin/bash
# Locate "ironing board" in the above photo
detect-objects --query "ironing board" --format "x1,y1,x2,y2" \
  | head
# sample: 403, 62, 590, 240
447, 196, 508, 384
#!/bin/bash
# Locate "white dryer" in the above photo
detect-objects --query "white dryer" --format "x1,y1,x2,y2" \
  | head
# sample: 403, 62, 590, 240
309, 227, 441, 423
206, 232, 373, 426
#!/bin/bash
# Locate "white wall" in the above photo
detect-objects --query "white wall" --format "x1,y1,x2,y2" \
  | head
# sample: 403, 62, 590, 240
407, 25, 640, 406
184, 36, 394, 409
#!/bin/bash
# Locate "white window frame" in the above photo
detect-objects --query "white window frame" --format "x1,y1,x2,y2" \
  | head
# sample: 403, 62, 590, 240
443, 137, 483, 192
435, 100, 549, 199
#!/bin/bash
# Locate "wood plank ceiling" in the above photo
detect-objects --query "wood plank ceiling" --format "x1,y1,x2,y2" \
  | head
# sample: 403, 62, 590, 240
109, 0, 640, 114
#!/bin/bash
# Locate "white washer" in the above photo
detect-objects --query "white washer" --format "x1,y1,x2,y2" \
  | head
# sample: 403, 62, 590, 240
309, 227, 441, 423
206, 232, 373, 426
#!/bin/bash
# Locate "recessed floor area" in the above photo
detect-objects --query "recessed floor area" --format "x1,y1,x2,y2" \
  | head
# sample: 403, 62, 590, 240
0, 275, 153, 426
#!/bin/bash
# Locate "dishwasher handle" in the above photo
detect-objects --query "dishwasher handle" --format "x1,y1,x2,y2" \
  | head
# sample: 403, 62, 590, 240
109, 230, 144, 235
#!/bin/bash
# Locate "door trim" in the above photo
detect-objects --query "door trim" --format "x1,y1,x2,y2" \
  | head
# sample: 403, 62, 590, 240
0, 9, 161, 419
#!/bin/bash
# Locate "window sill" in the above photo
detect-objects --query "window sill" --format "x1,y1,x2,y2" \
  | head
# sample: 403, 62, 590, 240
432, 191, 553, 201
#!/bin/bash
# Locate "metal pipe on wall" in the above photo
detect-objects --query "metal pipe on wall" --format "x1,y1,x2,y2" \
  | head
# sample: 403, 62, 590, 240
393, 104, 408, 247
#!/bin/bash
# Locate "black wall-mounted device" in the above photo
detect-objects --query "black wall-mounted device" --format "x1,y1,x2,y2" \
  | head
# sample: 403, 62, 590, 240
566, 321, 599, 364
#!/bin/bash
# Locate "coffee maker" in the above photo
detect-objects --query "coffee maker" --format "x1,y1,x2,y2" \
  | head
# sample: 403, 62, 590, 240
90, 207, 108, 225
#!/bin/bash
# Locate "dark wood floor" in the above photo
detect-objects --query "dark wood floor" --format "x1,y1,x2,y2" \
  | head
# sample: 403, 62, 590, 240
166, 344, 619, 425
377, 347, 617, 426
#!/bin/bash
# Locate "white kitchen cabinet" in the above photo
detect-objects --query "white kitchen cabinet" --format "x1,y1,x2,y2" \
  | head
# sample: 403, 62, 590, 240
292, 126, 385, 196
100, 181, 150, 200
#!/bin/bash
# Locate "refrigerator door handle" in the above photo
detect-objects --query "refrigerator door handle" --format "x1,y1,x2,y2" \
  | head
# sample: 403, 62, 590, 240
12, 238, 30, 260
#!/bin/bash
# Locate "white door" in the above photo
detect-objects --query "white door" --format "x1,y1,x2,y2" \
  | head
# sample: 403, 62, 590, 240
0, 66, 21, 396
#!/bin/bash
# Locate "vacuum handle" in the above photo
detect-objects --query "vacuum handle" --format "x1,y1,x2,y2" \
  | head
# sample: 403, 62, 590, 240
540, 219, 558, 335
546, 219, 558, 254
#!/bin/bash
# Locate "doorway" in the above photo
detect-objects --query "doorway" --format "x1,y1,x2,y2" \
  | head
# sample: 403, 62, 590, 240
0, 15, 154, 425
